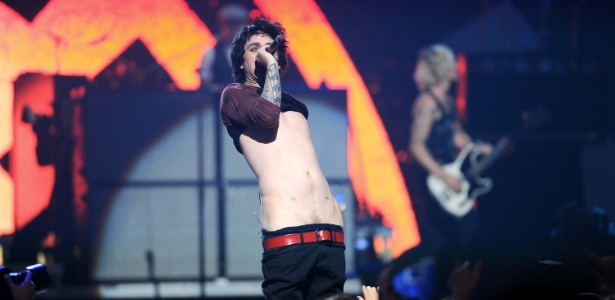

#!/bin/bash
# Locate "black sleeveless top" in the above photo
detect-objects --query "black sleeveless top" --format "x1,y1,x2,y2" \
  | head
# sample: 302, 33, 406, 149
425, 91, 457, 165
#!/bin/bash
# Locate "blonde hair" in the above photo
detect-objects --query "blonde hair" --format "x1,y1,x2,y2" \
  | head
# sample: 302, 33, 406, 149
416, 44, 457, 89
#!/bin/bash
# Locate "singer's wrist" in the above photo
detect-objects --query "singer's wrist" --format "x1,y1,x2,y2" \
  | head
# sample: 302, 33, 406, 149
266, 60, 278, 68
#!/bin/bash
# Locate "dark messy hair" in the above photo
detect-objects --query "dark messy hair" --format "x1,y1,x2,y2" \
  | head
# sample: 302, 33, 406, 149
230, 15, 289, 83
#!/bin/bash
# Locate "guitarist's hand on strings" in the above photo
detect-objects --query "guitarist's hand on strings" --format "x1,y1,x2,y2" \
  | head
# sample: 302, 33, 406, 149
441, 173, 463, 193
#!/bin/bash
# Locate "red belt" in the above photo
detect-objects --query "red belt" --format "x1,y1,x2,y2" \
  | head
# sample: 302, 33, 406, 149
263, 230, 344, 250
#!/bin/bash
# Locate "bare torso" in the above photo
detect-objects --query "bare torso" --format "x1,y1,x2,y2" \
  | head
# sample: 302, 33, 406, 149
240, 111, 344, 231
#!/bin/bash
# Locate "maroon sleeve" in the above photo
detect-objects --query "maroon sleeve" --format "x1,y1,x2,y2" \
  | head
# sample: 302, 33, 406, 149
220, 83, 281, 128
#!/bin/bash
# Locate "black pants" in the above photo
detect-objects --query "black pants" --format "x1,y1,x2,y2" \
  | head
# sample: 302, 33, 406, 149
261, 224, 346, 300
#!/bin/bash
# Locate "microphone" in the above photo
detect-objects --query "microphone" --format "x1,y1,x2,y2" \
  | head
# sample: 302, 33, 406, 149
266, 34, 285, 54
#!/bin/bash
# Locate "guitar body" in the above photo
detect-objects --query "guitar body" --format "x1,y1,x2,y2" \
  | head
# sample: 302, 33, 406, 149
422, 112, 542, 217
426, 144, 495, 218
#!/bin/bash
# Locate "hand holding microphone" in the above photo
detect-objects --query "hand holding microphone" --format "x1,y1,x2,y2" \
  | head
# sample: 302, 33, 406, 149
266, 34, 285, 54
256, 34, 284, 67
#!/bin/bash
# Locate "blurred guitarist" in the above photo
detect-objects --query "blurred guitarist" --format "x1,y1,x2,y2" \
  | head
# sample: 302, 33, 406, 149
391, 44, 492, 299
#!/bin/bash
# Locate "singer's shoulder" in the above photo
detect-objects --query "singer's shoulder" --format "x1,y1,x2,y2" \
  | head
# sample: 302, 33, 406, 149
221, 83, 259, 100
223, 83, 240, 91
222, 83, 255, 93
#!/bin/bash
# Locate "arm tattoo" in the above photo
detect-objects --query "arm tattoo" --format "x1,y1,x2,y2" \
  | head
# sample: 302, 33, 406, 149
261, 63, 282, 107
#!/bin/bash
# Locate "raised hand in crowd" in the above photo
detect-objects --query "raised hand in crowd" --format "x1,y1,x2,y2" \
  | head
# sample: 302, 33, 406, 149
446, 261, 483, 300
357, 285, 379, 300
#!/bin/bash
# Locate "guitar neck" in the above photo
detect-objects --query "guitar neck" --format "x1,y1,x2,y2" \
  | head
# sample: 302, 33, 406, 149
466, 138, 508, 177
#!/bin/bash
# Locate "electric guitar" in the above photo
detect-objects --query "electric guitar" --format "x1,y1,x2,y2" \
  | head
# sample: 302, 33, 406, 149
426, 136, 511, 218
